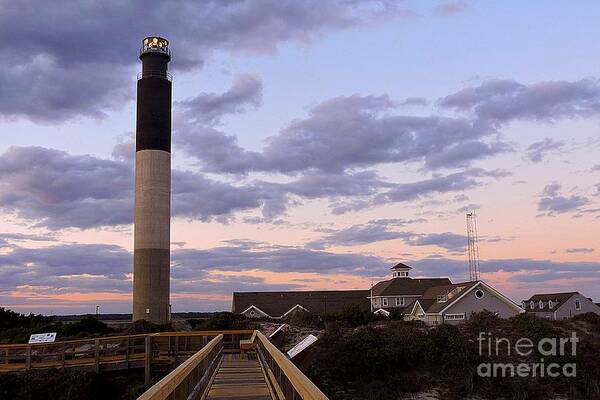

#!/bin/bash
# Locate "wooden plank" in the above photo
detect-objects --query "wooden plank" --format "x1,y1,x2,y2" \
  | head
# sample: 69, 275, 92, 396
137, 334, 223, 400
145, 336, 152, 385
255, 331, 328, 400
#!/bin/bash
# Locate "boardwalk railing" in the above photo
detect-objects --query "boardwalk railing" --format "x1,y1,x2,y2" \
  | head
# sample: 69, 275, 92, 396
255, 331, 328, 400
0, 330, 254, 374
137, 334, 223, 400
0, 334, 149, 372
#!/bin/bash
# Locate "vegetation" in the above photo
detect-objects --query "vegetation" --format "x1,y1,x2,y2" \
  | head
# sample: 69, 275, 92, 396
0, 369, 145, 400
0, 308, 115, 343
307, 312, 600, 400
285, 304, 394, 329
188, 312, 256, 331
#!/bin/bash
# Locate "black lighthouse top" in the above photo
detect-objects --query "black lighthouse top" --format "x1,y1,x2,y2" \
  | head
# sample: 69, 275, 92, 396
136, 36, 172, 153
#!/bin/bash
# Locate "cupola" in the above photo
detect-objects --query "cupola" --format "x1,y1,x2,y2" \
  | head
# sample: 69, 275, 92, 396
390, 262, 412, 278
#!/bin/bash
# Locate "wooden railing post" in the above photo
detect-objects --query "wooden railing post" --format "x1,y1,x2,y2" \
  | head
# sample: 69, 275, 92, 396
145, 335, 152, 385
94, 339, 100, 372
174, 336, 179, 362
26, 345, 31, 369
61, 343, 66, 369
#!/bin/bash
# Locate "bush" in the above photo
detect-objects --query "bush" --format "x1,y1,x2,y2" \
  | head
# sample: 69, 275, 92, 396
464, 310, 502, 336
510, 313, 556, 345
0, 308, 51, 331
572, 312, 600, 325
189, 312, 255, 331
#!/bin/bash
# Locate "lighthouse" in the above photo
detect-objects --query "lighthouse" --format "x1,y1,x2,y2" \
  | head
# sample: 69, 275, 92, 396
132, 37, 172, 324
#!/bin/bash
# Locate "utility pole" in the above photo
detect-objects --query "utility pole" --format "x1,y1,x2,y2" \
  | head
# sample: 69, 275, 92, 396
95, 305, 100, 318
370, 279, 374, 312
466, 212, 481, 281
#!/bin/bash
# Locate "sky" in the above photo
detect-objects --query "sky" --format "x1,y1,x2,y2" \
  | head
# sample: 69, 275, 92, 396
0, 0, 599, 315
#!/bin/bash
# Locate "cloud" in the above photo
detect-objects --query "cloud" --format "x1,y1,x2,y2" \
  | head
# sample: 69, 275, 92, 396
176, 74, 263, 126
306, 219, 466, 252
407, 232, 466, 252
172, 242, 386, 276
0, 1, 410, 122
400, 97, 428, 106
439, 78, 600, 125
0, 243, 132, 292
330, 169, 504, 215
176, 93, 504, 174
0, 146, 133, 229
0, 146, 282, 229
537, 183, 590, 216
434, 1, 469, 17
565, 248, 595, 254
307, 219, 420, 249
525, 138, 565, 163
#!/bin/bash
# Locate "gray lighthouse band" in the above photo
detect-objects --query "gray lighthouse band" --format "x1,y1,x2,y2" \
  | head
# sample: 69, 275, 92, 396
132, 37, 172, 324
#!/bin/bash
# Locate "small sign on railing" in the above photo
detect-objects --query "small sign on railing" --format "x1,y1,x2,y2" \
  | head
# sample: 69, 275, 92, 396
29, 333, 57, 344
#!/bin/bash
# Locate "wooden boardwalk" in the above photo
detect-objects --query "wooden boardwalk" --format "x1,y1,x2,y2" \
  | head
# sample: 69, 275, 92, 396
204, 354, 274, 400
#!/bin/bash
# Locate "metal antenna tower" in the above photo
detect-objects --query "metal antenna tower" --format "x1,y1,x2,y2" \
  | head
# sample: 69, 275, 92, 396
466, 212, 481, 281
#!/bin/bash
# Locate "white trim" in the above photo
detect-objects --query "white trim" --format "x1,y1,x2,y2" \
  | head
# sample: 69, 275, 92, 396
409, 300, 421, 315
437, 281, 524, 315
444, 313, 466, 320
282, 304, 309, 318
241, 305, 271, 318
269, 324, 287, 338
374, 308, 390, 317
369, 294, 423, 299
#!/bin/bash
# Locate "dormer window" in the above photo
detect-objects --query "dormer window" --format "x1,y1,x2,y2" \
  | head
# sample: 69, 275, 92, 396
530, 301, 535, 309
539, 300, 544, 309
548, 300, 554, 309
522, 301, 526, 309
437, 295, 448, 303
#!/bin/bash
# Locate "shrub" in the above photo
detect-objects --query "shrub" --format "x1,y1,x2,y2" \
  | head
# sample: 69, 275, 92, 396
464, 310, 502, 336
189, 312, 255, 331
572, 312, 600, 325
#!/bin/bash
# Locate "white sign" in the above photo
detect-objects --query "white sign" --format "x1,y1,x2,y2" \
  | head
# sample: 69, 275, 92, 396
29, 332, 57, 344
287, 334, 318, 359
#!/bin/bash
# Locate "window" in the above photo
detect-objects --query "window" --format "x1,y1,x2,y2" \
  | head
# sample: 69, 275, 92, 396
575, 300, 582, 310
444, 313, 465, 320
475, 289, 485, 299
382, 298, 388, 307
539, 300, 544, 309
548, 300, 554, 309
249, 310, 255, 316
522, 301, 527, 309
416, 313, 425, 319
437, 295, 448, 303
395, 297, 401, 306
530, 301, 535, 309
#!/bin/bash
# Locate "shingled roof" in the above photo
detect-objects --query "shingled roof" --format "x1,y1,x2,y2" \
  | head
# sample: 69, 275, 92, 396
232, 290, 370, 317
371, 277, 452, 297
390, 262, 412, 270
523, 292, 579, 312
417, 281, 480, 313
